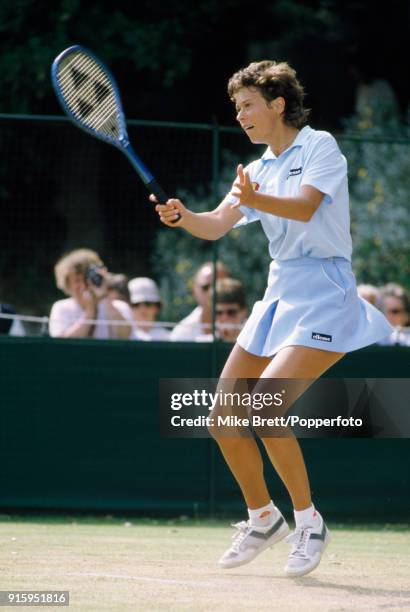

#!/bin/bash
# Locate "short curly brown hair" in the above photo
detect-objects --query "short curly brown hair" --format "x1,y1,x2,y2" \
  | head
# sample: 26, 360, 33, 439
227, 60, 310, 128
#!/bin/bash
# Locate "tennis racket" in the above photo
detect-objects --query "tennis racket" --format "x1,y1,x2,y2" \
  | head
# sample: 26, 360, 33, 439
51, 45, 178, 216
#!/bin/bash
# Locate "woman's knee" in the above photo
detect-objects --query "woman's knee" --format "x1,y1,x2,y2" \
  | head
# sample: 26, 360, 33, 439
207, 410, 251, 442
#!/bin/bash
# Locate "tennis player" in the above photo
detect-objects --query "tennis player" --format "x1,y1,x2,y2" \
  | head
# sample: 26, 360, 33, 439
151, 60, 392, 577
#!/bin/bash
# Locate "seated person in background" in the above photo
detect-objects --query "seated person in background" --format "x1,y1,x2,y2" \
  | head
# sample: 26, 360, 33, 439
170, 261, 230, 341
106, 273, 130, 303
49, 249, 133, 340
378, 283, 410, 346
0, 303, 26, 336
213, 278, 248, 342
357, 284, 381, 308
128, 277, 170, 341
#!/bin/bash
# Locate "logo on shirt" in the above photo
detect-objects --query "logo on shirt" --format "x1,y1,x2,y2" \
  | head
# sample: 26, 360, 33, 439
312, 332, 332, 342
252, 182, 260, 191
287, 167, 302, 179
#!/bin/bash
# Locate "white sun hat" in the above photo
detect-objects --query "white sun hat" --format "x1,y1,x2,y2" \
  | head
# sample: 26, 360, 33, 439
128, 277, 161, 304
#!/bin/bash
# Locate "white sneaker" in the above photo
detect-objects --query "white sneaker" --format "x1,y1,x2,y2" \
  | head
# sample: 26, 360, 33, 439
218, 509, 290, 569
284, 513, 330, 577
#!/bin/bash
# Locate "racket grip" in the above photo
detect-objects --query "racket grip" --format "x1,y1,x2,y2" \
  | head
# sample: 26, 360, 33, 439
147, 179, 169, 203
147, 179, 181, 223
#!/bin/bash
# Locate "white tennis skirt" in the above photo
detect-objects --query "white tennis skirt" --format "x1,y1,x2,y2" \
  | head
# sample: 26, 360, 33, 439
237, 256, 393, 357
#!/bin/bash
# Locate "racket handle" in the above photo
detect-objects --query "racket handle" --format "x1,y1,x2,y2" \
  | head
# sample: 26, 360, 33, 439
147, 179, 181, 223
147, 179, 169, 203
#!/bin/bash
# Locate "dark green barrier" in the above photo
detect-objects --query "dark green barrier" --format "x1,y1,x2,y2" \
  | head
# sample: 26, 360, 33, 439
0, 337, 409, 520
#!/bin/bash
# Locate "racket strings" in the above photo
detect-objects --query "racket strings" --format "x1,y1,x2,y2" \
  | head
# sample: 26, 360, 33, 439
58, 53, 113, 112
59, 57, 117, 132
57, 52, 120, 139
58, 55, 107, 114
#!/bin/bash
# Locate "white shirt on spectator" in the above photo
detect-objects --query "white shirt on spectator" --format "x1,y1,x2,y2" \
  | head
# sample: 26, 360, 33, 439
136, 325, 171, 341
9, 318, 26, 336
378, 328, 410, 347
170, 306, 206, 341
49, 297, 135, 339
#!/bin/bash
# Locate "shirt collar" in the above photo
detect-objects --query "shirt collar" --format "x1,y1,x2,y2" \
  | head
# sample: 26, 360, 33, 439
261, 125, 312, 162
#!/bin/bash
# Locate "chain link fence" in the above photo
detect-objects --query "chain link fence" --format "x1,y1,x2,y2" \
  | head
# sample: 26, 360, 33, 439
1, 114, 409, 337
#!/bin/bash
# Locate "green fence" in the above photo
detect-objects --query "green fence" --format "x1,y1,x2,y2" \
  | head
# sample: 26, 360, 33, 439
1, 337, 409, 520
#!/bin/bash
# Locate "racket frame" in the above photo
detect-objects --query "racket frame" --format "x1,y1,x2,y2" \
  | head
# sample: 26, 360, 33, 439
51, 45, 169, 203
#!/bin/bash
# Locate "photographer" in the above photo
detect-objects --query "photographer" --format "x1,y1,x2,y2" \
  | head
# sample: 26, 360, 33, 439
49, 249, 133, 340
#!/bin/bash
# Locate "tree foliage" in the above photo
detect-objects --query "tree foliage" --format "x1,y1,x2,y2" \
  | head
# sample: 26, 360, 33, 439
0, 0, 236, 113
342, 104, 410, 288
2, 0, 407, 122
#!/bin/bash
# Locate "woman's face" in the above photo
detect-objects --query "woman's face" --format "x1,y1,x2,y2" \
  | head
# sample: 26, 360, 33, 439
234, 87, 284, 144
383, 296, 409, 327
66, 271, 86, 300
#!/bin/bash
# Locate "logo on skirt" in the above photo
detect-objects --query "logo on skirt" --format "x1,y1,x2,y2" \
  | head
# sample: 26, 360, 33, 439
312, 332, 332, 342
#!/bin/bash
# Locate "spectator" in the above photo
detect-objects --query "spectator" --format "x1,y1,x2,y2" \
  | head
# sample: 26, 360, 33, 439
357, 284, 381, 308
213, 278, 248, 342
380, 283, 409, 327
49, 249, 134, 340
0, 303, 25, 336
107, 273, 130, 303
170, 261, 230, 341
378, 283, 410, 346
128, 277, 170, 341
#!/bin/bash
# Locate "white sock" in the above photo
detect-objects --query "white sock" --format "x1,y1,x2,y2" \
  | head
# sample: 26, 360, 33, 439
248, 501, 276, 528
294, 504, 320, 528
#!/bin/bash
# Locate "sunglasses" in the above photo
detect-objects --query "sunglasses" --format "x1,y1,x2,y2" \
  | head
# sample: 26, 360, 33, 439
387, 308, 406, 315
132, 301, 159, 308
216, 307, 241, 317
199, 283, 211, 291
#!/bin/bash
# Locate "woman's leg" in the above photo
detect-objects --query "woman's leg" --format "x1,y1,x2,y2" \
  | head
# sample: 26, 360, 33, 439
212, 343, 272, 509
253, 346, 345, 577
213, 343, 344, 572
257, 345, 344, 510
214, 344, 293, 570
213, 343, 344, 510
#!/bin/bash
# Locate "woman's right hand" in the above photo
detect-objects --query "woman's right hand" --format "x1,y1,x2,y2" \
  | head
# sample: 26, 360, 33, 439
149, 195, 187, 227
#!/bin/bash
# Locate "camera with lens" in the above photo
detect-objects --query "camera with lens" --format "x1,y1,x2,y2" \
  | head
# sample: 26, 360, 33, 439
85, 264, 104, 288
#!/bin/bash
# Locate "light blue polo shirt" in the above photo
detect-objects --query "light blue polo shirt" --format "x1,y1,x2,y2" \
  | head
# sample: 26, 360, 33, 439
226, 125, 353, 261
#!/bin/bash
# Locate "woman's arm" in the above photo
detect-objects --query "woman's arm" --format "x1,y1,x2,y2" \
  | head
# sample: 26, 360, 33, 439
151, 195, 243, 241
105, 299, 133, 340
231, 164, 324, 223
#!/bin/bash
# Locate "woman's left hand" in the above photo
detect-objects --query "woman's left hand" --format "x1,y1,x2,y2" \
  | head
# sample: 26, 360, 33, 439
230, 164, 257, 208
